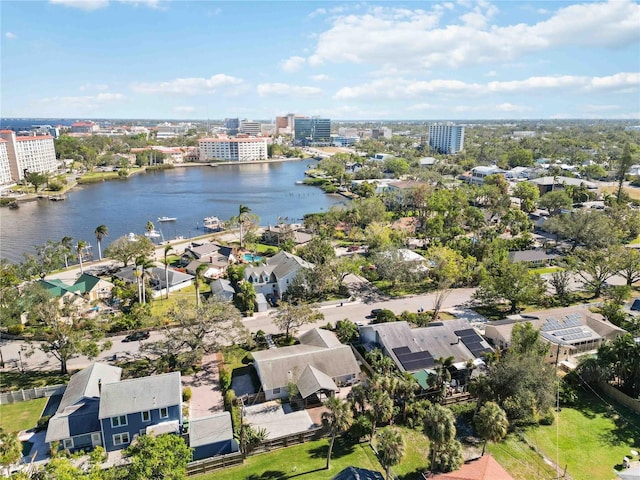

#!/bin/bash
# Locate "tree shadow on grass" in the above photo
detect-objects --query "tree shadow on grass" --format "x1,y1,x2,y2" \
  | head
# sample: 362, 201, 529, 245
397, 468, 432, 480
245, 471, 287, 480
308, 437, 356, 460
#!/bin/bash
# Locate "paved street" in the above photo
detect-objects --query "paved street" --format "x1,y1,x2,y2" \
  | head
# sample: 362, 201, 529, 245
0, 288, 477, 374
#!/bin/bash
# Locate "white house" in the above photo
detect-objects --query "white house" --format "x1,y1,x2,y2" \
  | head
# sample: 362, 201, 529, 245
243, 251, 313, 299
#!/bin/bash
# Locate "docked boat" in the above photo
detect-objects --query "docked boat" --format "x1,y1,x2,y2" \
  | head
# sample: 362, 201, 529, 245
145, 229, 162, 239
203, 216, 224, 232
158, 216, 177, 222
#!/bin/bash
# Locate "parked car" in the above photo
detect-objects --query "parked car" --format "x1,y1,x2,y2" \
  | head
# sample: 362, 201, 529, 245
367, 308, 382, 319
123, 331, 150, 342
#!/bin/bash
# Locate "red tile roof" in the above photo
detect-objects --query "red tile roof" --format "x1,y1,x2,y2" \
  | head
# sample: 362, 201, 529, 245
431, 455, 514, 480
16, 135, 53, 141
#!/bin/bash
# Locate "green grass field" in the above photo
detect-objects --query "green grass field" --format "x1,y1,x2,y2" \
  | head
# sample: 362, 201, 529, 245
199, 437, 382, 480
487, 434, 557, 480
377, 426, 430, 479
0, 398, 48, 433
0, 371, 70, 392
525, 390, 640, 480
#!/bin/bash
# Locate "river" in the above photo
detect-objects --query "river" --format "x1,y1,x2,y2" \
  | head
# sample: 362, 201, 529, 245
0, 160, 347, 263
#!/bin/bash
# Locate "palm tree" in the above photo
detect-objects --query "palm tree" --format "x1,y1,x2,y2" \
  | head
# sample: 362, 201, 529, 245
61, 236, 74, 268
94, 224, 108, 261
377, 428, 405, 480
135, 256, 155, 304
368, 388, 394, 439
146, 220, 155, 235
423, 404, 456, 470
321, 396, 353, 470
195, 264, 208, 308
163, 245, 173, 300
76, 240, 87, 273
474, 402, 508, 456
238, 204, 251, 249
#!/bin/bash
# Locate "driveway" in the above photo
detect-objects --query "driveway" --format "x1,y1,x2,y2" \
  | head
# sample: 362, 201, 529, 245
182, 353, 224, 418
243, 401, 316, 439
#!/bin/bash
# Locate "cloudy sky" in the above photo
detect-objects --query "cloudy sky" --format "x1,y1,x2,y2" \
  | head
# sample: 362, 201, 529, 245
2, 0, 639, 120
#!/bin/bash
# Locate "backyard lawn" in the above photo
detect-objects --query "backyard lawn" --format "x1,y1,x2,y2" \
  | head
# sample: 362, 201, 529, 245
0, 371, 70, 392
0, 398, 47, 433
199, 437, 382, 480
376, 426, 430, 479
487, 434, 557, 480
524, 390, 640, 480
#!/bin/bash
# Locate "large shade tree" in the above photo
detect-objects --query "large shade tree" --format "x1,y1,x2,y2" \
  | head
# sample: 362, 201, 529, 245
271, 302, 324, 341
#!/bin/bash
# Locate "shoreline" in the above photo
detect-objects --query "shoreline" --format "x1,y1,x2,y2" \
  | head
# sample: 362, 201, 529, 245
2, 157, 312, 206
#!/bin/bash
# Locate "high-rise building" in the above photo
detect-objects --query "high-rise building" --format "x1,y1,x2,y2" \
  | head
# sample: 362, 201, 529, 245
198, 137, 268, 162
0, 130, 58, 182
0, 139, 13, 185
428, 124, 465, 154
294, 117, 331, 146
239, 120, 261, 136
224, 118, 239, 136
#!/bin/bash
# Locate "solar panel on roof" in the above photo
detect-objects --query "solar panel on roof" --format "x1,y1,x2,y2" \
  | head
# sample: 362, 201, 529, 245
454, 329, 477, 339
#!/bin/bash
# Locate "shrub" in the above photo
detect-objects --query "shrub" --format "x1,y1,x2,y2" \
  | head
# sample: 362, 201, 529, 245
224, 389, 236, 411
36, 415, 51, 432
539, 411, 555, 425
7, 324, 24, 336
372, 309, 396, 324
182, 387, 192, 402
242, 353, 254, 364
219, 367, 232, 392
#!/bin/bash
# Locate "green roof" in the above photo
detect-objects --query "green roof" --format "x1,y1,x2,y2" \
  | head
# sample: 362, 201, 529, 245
411, 369, 437, 389
37, 274, 103, 298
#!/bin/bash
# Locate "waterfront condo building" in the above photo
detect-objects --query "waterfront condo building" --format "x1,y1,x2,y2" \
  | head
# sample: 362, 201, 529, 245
239, 120, 261, 136
428, 124, 465, 154
0, 139, 12, 185
294, 117, 331, 146
0, 130, 58, 182
198, 136, 268, 162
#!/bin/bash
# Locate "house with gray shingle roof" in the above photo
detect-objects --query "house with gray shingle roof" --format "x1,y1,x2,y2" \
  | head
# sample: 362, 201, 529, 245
244, 251, 313, 299
252, 328, 360, 401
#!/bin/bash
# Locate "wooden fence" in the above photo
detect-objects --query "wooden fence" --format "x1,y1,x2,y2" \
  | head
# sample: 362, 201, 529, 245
185, 427, 326, 476
597, 382, 640, 413
0, 384, 66, 405
186, 452, 244, 476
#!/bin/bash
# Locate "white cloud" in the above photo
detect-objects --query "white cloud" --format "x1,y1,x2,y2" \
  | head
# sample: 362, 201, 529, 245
37, 92, 125, 109
49, 0, 162, 10
281, 56, 306, 73
407, 103, 436, 111
5, 32, 17, 40
310, 74, 330, 81
582, 104, 622, 112
257, 83, 323, 97
131, 74, 244, 95
174, 106, 195, 113
334, 72, 640, 100
484, 70, 498, 77
495, 102, 531, 112
308, 1, 640, 70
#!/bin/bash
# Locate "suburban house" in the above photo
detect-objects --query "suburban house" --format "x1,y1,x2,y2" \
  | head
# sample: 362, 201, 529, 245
261, 224, 313, 247
430, 454, 515, 480
252, 328, 360, 401
114, 266, 193, 298
360, 320, 492, 388
244, 251, 313, 299
209, 278, 235, 302
46, 363, 122, 452
527, 176, 597, 195
99, 371, 183, 451
466, 165, 505, 185
46, 363, 238, 457
182, 243, 237, 279
484, 307, 627, 364
39, 273, 113, 304
507, 249, 558, 266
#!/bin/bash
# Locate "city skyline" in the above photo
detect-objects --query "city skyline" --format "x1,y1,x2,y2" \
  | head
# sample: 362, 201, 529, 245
2, 0, 639, 121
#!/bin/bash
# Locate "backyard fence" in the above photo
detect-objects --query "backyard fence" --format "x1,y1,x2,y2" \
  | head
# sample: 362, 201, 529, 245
597, 382, 640, 414
0, 384, 66, 405
186, 452, 244, 476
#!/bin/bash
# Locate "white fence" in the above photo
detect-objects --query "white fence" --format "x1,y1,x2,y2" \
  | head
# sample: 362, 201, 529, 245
0, 384, 66, 405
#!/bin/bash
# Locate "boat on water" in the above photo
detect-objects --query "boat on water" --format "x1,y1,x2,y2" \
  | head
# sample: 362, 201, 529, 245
158, 216, 177, 222
144, 229, 162, 239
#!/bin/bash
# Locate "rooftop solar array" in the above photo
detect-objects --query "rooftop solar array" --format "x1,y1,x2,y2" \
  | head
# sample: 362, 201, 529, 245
454, 329, 492, 358
392, 346, 435, 371
541, 315, 582, 332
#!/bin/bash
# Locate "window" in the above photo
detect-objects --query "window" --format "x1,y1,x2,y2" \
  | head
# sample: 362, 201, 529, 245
63, 438, 73, 450
159, 407, 169, 418
91, 433, 102, 446
113, 433, 130, 446
272, 387, 281, 395
141, 411, 151, 422
111, 415, 127, 428
139, 429, 147, 436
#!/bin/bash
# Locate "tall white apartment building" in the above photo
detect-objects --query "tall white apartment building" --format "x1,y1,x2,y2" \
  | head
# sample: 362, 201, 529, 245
428, 124, 465, 154
0, 139, 13, 185
0, 130, 58, 182
198, 137, 267, 162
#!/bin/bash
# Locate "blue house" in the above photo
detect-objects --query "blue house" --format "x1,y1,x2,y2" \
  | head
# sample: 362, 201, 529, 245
46, 363, 238, 458
99, 371, 182, 452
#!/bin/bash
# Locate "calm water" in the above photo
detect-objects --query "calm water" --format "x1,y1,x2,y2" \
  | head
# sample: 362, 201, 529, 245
0, 161, 347, 263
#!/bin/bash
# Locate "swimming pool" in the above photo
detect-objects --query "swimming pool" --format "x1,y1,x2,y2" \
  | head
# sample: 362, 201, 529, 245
243, 253, 264, 262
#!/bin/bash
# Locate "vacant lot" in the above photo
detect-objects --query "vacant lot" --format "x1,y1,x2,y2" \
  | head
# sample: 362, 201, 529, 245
0, 398, 47, 433
525, 390, 640, 480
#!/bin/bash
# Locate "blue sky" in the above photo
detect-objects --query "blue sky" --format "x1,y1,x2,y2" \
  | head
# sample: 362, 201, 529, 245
2, 0, 639, 120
